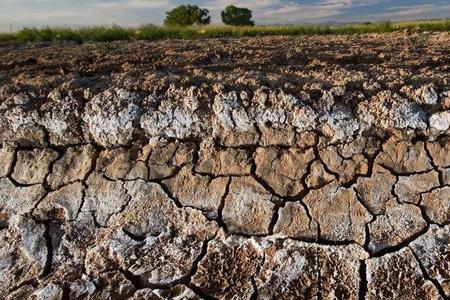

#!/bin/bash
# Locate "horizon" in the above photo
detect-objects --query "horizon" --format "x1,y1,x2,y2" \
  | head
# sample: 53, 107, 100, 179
1, 0, 449, 32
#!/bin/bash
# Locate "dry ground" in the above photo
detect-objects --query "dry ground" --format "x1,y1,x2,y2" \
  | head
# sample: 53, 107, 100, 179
0, 33, 449, 299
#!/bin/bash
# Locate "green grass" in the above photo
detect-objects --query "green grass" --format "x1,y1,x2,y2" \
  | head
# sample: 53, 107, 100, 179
0, 32, 17, 42
1, 19, 450, 43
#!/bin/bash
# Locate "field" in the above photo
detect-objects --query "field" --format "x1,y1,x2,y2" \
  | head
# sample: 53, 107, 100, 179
0, 19, 450, 43
1, 31, 450, 298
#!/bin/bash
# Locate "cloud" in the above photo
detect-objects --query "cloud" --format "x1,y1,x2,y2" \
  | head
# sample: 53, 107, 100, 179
357, 4, 450, 21
202, 0, 384, 24
0, 0, 176, 30
95, 0, 171, 9
0, 0, 447, 31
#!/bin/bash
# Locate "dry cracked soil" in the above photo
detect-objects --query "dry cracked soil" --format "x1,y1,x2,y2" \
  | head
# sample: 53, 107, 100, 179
0, 32, 450, 299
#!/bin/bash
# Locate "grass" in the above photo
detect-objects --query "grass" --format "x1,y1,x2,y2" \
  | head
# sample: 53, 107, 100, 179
1, 19, 450, 43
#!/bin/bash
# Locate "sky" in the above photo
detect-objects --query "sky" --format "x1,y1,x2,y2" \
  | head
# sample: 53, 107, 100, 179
0, 0, 449, 31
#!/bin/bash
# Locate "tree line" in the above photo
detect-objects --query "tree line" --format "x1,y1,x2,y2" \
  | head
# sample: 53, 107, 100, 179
164, 5, 254, 27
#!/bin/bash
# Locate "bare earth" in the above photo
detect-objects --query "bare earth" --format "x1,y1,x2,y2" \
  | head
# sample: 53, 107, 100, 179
0, 33, 449, 299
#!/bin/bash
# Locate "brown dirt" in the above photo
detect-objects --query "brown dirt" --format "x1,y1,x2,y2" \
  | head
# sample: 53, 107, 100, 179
0, 33, 449, 299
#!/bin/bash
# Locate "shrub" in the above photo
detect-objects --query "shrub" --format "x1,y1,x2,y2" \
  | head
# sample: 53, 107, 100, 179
17, 27, 41, 42
77, 25, 131, 42
0, 33, 17, 43
221, 5, 254, 26
52, 28, 83, 43
164, 5, 211, 27
3, 19, 450, 44
16, 27, 83, 43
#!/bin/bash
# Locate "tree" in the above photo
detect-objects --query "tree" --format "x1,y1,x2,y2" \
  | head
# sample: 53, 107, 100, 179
164, 5, 211, 27
221, 5, 254, 26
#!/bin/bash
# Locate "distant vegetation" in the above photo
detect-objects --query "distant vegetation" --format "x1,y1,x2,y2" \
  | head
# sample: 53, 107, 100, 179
1, 20, 450, 43
163, 4, 254, 27
221, 5, 254, 26
164, 5, 211, 27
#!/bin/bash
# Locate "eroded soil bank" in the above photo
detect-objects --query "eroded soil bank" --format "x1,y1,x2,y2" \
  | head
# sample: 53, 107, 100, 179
0, 33, 449, 299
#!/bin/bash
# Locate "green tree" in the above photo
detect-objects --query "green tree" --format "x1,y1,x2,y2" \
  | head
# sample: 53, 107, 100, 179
221, 5, 254, 26
164, 5, 211, 27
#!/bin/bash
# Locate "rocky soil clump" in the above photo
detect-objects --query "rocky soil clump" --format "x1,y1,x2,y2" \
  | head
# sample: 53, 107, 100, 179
1, 33, 450, 299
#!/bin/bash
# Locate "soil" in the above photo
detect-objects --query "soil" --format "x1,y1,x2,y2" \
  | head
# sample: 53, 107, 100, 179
0, 33, 449, 299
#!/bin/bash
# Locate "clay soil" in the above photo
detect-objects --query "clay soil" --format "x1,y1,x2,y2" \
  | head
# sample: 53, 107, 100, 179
1, 32, 450, 100
1, 33, 450, 299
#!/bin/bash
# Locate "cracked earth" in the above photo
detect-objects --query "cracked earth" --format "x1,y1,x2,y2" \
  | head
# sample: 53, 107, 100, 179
0, 32, 450, 299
